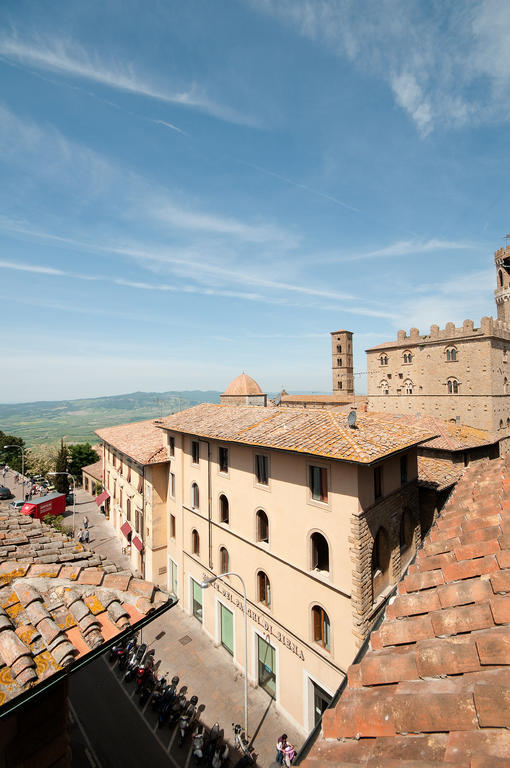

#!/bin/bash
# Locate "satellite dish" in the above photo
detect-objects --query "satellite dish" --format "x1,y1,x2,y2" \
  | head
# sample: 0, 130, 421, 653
348, 409, 357, 429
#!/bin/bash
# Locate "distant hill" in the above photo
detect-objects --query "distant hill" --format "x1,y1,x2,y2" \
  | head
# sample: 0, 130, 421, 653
0, 390, 221, 447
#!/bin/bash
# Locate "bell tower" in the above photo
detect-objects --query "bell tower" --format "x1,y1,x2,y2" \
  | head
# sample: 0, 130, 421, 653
495, 239, 510, 323
331, 330, 354, 395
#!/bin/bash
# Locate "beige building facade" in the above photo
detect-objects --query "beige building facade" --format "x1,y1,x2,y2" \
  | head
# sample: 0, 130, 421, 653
365, 244, 510, 435
159, 382, 433, 733
95, 420, 169, 585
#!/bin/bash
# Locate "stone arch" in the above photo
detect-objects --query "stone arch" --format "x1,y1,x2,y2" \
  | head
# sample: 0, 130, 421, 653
372, 526, 391, 601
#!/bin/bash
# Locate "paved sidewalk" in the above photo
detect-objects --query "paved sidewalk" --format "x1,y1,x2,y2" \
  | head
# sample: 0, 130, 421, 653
3, 470, 303, 766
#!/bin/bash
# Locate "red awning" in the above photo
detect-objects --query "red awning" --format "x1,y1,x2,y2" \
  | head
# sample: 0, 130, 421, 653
120, 521, 132, 537
132, 536, 143, 552
95, 490, 110, 506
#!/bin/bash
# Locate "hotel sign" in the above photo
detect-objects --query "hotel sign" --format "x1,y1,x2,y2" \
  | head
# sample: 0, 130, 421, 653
212, 580, 305, 660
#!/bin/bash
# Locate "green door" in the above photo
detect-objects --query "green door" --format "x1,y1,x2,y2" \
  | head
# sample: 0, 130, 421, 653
257, 635, 276, 697
192, 579, 203, 623
220, 604, 234, 655
169, 560, 178, 597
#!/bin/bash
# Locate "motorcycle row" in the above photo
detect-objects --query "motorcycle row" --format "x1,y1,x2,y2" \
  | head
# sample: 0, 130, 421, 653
109, 634, 230, 766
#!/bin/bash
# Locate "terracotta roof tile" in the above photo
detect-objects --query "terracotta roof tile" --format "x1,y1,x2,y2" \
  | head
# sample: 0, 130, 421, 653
81, 459, 103, 481
303, 456, 510, 767
417, 455, 465, 490
0, 504, 176, 715
159, 404, 436, 464
95, 418, 169, 465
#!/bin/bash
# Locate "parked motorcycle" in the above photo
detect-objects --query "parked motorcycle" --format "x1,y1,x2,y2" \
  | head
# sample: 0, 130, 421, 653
118, 635, 138, 671
211, 742, 229, 768
150, 673, 168, 710
158, 676, 180, 727
178, 694, 198, 746
168, 692, 188, 730
108, 636, 126, 663
135, 648, 155, 688
205, 721, 220, 764
191, 722, 205, 763
138, 668, 156, 707
124, 642, 146, 682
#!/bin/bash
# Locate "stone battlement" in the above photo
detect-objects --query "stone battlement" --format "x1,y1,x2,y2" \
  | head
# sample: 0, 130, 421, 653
392, 315, 510, 345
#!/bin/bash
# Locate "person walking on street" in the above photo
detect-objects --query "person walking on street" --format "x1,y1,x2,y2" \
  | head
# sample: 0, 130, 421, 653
84, 529, 90, 544
276, 734, 288, 764
83, 515, 89, 530
77, 528, 84, 543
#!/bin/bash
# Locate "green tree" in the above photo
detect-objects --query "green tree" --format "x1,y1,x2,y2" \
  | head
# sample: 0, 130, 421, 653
68, 443, 100, 481
0, 431, 25, 473
25, 444, 58, 477
53, 439, 69, 495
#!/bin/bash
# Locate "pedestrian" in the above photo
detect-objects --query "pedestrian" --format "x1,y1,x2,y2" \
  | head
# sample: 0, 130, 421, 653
84, 529, 90, 544
276, 734, 288, 764
83, 515, 89, 530
77, 528, 84, 543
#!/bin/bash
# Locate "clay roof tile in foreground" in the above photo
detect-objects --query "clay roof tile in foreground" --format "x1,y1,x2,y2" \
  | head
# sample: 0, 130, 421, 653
0, 505, 175, 714
303, 455, 510, 767
95, 419, 169, 465
391, 413, 496, 452
417, 455, 465, 491
158, 403, 436, 464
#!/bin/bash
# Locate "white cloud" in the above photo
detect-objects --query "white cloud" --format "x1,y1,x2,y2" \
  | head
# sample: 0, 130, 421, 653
250, 0, 510, 133
0, 34, 255, 126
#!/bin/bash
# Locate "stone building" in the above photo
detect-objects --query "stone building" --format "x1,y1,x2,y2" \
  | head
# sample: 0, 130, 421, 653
157, 374, 435, 733
95, 419, 169, 584
365, 243, 510, 436
331, 330, 354, 395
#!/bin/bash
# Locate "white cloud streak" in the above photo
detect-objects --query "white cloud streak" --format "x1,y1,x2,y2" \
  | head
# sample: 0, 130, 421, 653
0, 34, 255, 126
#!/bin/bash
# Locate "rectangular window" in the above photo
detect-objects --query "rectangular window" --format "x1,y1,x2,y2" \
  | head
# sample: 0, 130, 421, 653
374, 466, 383, 500
137, 474, 143, 493
310, 466, 328, 502
169, 436, 175, 457
192, 578, 203, 623
192, 440, 200, 465
220, 604, 234, 656
400, 455, 408, 485
257, 636, 276, 697
119, 489, 123, 509
170, 513, 176, 539
126, 497, 131, 521
170, 472, 175, 498
127, 466, 131, 483
219, 446, 229, 473
170, 560, 178, 597
255, 454, 269, 485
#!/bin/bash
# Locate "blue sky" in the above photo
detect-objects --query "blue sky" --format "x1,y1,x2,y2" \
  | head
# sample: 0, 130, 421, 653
1, 0, 509, 402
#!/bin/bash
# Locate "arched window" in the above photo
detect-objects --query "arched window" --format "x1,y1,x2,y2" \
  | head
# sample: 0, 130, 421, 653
219, 547, 229, 574
311, 532, 329, 573
312, 605, 330, 651
338, 381, 343, 390
403, 351, 413, 364
337, 358, 342, 366
505, 377, 508, 395
446, 347, 457, 362
379, 380, 389, 395
499, 269, 504, 287
256, 510, 269, 544
219, 494, 229, 524
257, 571, 271, 606
192, 529, 200, 555
337, 344, 342, 353
380, 354, 388, 366
372, 527, 391, 601
399, 508, 414, 568
191, 483, 199, 509
507, 418, 510, 428
404, 379, 413, 395
447, 378, 459, 394
500, 420, 504, 430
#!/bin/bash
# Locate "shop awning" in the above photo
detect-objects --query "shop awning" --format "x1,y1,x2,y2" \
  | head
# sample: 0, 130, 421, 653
95, 490, 110, 506
120, 521, 132, 537
132, 536, 143, 552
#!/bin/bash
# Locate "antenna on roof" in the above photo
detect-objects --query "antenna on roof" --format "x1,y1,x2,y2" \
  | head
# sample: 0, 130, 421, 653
348, 409, 357, 429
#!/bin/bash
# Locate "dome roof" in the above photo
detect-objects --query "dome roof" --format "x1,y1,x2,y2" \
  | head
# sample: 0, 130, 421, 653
223, 373, 264, 396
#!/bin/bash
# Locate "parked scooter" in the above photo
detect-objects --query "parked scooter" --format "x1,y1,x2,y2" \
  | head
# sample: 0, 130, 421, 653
124, 642, 146, 682
168, 692, 187, 730
119, 635, 138, 671
138, 668, 156, 707
178, 695, 198, 746
191, 722, 205, 763
205, 722, 220, 764
158, 676, 180, 727
135, 648, 155, 688
108, 636, 126, 663
150, 673, 168, 711
232, 723, 254, 760
211, 742, 229, 768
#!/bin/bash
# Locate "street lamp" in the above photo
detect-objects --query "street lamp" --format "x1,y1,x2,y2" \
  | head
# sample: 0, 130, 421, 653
201, 572, 249, 738
48, 472, 76, 536
4, 444, 26, 503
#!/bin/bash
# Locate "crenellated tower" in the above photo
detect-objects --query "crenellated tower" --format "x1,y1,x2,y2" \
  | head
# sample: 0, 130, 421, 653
495, 242, 510, 323
331, 330, 354, 395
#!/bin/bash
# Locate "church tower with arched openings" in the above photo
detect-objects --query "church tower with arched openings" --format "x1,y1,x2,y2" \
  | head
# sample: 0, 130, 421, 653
495, 239, 510, 324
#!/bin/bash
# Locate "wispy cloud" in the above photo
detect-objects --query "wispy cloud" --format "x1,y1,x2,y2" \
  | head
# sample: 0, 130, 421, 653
250, 0, 510, 134
0, 34, 255, 126
317, 238, 478, 264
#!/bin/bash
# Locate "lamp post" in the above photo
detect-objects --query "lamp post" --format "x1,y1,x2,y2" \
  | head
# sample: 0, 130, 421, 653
201, 572, 249, 738
4, 444, 25, 503
48, 472, 76, 536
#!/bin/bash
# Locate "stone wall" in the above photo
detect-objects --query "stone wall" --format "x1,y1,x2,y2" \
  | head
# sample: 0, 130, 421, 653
350, 479, 420, 646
